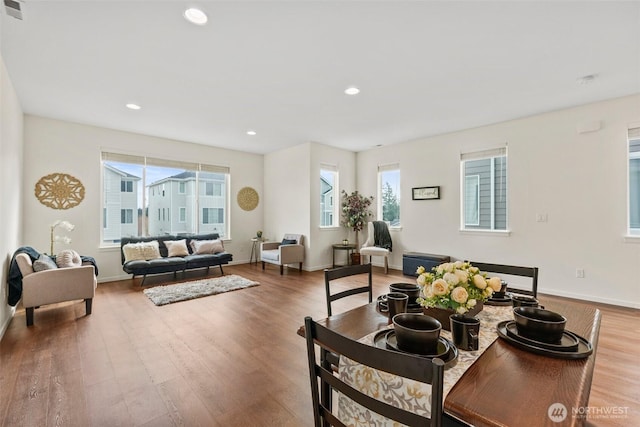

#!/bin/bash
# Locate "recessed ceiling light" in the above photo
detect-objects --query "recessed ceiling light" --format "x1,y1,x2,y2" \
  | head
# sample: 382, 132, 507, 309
247, 130, 257, 136
344, 86, 360, 96
126, 103, 141, 110
184, 8, 208, 25
576, 74, 597, 85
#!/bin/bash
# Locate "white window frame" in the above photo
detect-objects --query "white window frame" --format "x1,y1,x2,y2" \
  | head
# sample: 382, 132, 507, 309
378, 163, 401, 228
320, 164, 339, 228
464, 175, 480, 226
179, 181, 186, 194
121, 209, 133, 224
628, 126, 640, 237
459, 146, 509, 234
179, 207, 186, 223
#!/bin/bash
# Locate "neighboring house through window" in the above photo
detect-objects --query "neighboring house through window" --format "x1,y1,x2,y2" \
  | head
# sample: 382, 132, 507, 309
320, 165, 338, 227
460, 146, 508, 231
378, 164, 400, 227
629, 127, 640, 235
101, 152, 230, 244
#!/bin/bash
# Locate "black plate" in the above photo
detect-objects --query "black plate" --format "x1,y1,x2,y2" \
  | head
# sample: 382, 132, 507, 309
386, 331, 450, 358
496, 321, 593, 359
485, 294, 513, 306
373, 330, 458, 369
505, 321, 579, 352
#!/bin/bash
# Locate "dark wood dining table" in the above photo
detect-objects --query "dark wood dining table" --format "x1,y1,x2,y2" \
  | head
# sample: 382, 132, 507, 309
298, 296, 601, 427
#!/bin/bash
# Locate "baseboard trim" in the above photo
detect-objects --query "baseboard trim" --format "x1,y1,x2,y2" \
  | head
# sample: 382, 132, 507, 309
0, 306, 16, 341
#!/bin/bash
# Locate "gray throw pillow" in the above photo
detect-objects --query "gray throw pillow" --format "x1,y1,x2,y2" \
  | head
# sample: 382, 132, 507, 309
33, 255, 58, 272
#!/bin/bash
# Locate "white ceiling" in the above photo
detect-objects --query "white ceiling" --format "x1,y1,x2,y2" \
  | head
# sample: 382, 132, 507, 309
1, 1, 639, 154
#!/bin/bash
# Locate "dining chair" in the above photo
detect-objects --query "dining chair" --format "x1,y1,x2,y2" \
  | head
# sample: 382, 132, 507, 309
324, 263, 373, 317
469, 261, 539, 298
304, 316, 445, 427
360, 221, 392, 274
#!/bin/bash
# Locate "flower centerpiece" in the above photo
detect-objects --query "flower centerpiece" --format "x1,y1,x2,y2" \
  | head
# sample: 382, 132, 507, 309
416, 261, 502, 330
50, 220, 75, 255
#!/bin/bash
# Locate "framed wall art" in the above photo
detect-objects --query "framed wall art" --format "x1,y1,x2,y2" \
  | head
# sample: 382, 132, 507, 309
412, 186, 440, 200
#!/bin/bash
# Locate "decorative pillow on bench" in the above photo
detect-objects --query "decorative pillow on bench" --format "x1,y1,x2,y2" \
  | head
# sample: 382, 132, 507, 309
190, 239, 224, 254
122, 240, 161, 263
164, 239, 189, 257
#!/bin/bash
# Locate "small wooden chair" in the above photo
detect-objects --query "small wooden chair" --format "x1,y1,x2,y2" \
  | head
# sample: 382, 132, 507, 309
324, 263, 373, 317
304, 316, 445, 427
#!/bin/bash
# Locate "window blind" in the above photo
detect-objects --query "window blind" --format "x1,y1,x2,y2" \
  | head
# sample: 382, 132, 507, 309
101, 151, 229, 174
378, 163, 399, 172
460, 147, 507, 161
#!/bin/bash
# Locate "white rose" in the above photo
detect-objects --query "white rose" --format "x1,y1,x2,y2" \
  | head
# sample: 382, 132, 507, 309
417, 274, 427, 286
456, 306, 468, 314
443, 272, 459, 286
451, 287, 469, 304
488, 277, 502, 292
473, 274, 487, 289
454, 269, 469, 283
436, 263, 449, 275
467, 299, 477, 308
469, 266, 479, 274
416, 266, 426, 275
432, 279, 449, 296
453, 261, 464, 269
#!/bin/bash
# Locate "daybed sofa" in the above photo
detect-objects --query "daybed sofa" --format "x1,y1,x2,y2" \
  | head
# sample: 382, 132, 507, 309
120, 233, 232, 285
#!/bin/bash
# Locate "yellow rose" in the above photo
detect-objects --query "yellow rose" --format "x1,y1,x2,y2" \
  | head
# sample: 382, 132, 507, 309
432, 279, 449, 296
453, 260, 464, 269
454, 269, 469, 283
422, 284, 434, 299
467, 299, 477, 308
488, 277, 502, 292
456, 306, 468, 314
451, 286, 469, 304
416, 266, 426, 275
473, 274, 487, 289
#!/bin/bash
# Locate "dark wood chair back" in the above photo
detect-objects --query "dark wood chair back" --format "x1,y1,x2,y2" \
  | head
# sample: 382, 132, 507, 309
324, 263, 373, 316
469, 261, 539, 298
304, 316, 444, 427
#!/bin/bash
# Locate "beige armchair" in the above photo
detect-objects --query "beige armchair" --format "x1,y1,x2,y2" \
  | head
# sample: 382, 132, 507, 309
261, 234, 304, 274
15, 253, 97, 326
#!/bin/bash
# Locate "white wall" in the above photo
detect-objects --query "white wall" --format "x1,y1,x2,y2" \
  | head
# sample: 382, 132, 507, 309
308, 143, 356, 270
0, 55, 24, 336
357, 94, 640, 308
263, 143, 311, 268
23, 115, 264, 282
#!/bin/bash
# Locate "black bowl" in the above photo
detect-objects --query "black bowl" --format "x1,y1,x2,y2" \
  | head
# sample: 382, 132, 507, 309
392, 313, 441, 354
513, 307, 567, 343
511, 295, 540, 308
389, 283, 420, 301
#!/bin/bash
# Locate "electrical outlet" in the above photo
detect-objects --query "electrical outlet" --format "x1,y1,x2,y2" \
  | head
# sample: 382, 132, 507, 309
536, 213, 548, 222
576, 268, 585, 279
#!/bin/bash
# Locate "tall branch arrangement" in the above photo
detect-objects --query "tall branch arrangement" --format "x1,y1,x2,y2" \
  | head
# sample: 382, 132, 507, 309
340, 190, 373, 247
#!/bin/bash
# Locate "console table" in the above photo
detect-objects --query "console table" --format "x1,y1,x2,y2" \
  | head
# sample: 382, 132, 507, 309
332, 243, 357, 268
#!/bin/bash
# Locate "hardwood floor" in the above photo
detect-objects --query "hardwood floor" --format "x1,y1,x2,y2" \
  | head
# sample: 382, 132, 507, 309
1, 264, 637, 426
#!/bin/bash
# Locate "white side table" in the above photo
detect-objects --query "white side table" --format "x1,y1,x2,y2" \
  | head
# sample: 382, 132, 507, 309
250, 238, 264, 264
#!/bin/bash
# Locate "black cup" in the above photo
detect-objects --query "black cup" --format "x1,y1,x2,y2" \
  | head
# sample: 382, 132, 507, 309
389, 283, 420, 303
511, 295, 543, 308
393, 313, 441, 354
450, 314, 480, 351
386, 292, 408, 324
493, 281, 508, 299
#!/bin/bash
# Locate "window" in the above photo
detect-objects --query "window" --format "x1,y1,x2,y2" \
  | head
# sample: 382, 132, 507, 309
320, 165, 338, 227
460, 147, 508, 231
203, 208, 224, 224
121, 209, 133, 224
101, 152, 230, 245
121, 180, 133, 192
378, 164, 400, 226
629, 127, 640, 235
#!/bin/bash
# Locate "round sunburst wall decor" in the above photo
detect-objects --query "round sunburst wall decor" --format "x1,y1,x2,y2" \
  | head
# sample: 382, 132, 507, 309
35, 173, 85, 210
237, 187, 259, 211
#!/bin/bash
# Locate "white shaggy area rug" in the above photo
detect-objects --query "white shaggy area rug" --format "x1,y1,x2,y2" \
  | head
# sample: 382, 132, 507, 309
143, 275, 259, 306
